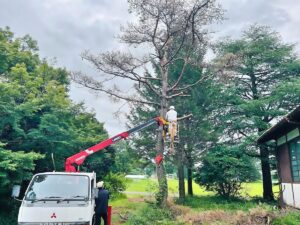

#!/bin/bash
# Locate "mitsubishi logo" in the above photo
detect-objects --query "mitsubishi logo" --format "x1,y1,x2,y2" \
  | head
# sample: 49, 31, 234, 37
51, 213, 57, 218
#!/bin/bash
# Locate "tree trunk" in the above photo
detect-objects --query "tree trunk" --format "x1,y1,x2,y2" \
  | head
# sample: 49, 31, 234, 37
186, 149, 193, 196
155, 52, 169, 207
251, 74, 274, 201
177, 147, 185, 202
187, 166, 193, 196
260, 145, 274, 201
156, 128, 168, 206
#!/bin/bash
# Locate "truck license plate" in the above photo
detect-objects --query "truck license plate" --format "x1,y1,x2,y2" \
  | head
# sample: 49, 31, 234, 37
41, 223, 65, 225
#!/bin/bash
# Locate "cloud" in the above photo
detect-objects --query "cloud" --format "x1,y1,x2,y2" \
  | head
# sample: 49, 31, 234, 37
0, 0, 299, 134
0, 0, 132, 134
214, 0, 292, 38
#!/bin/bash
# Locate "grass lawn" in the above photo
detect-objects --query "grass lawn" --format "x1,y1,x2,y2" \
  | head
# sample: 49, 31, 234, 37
126, 178, 212, 195
178, 195, 271, 212
109, 178, 288, 224
110, 196, 148, 225
126, 178, 279, 198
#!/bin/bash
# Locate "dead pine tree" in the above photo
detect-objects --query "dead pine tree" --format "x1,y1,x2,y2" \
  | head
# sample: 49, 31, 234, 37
72, 0, 223, 207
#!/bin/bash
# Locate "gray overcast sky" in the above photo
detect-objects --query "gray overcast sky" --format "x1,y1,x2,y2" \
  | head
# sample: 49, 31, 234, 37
0, 0, 299, 135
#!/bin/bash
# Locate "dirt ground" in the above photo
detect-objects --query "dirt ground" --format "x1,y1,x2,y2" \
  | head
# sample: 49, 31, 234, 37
111, 197, 290, 225
168, 201, 281, 225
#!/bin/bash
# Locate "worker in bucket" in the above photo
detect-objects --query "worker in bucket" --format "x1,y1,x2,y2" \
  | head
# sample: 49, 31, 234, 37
95, 181, 109, 225
166, 105, 177, 153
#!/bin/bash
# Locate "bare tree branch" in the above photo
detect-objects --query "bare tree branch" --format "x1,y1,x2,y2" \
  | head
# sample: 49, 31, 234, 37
166, 91, 191, 99
174, 74, 210, 92
163, 0, 212, 66
152, 11, 161, 56
82, 51, 162, 97
168, 58, 188, 91
71, 72, 160, 106
178, 113, 193, 121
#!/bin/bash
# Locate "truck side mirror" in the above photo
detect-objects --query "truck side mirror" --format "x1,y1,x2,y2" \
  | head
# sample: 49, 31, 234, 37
12, 185, 21, 198
92, 188, 98, 198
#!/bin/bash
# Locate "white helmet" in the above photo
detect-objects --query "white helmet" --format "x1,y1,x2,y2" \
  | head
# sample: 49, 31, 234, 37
96, 181, 104, 188
169, 106, 175, 110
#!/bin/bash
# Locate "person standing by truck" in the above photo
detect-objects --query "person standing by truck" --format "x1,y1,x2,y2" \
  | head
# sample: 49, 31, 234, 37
95, 181, 109, 225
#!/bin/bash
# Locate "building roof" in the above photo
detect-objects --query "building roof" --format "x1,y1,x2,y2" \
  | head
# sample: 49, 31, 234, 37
257, 106, 300, 144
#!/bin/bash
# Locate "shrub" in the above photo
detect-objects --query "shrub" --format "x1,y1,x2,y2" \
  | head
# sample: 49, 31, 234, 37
272, 212, 300, 225
126, 205, 183, 225
0, 198, 19, 225
0, 213, 17, 225
194, 145, 260, 198
103, 172, 129, 199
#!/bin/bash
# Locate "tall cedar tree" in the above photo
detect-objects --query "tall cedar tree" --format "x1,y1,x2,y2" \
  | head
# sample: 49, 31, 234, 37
214, 25, 300, 200
73, 0, 223, 206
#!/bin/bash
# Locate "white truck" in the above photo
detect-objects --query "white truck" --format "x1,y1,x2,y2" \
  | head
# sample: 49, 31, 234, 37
13, 117, 167, 225
17, 172, 97, 225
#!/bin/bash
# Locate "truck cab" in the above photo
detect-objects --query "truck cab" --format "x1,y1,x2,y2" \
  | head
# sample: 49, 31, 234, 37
17, 172, 96, 225
16, 117, 168, 225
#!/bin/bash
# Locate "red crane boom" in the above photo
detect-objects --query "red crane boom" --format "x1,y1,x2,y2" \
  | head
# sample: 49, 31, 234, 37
65, 116, 167, 172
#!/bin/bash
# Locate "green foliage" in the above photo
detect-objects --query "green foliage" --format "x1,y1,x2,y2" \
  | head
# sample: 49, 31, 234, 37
0, 215, 16, 225
213, 24, 300, 200
126, 205, 183, 225
272, 212, 300, 225
0, 27, 114, 215
214, 24, 300, 140
0, 198, 19, 225
169, 63, 223, 198
194, 145, 260, 197
103, 173, 128, 199
0, 207, 18, 225
0, 26, 112, 174
127, 44, 223, 201
0, 143, 43, 187
214, 25, 299, 135
112, 141, 140, 174
155, 175, 168, 206
177, 195, 273, 212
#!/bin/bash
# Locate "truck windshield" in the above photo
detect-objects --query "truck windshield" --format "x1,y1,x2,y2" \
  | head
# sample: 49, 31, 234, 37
25, 174, 89, 201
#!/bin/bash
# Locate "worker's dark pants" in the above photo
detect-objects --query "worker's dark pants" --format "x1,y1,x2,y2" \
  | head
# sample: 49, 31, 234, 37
95, 212, 108, 225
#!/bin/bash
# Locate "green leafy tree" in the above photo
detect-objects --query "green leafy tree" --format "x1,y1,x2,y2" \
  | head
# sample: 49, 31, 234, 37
0, 142, 43, 225
112, 141, 139, 174
0, 27, 115, 223
0, 142, 43, 189
103, 172, 128, 199
0, 27, 113, 174
214, 25, 300, 200
194, 145, 260, 198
